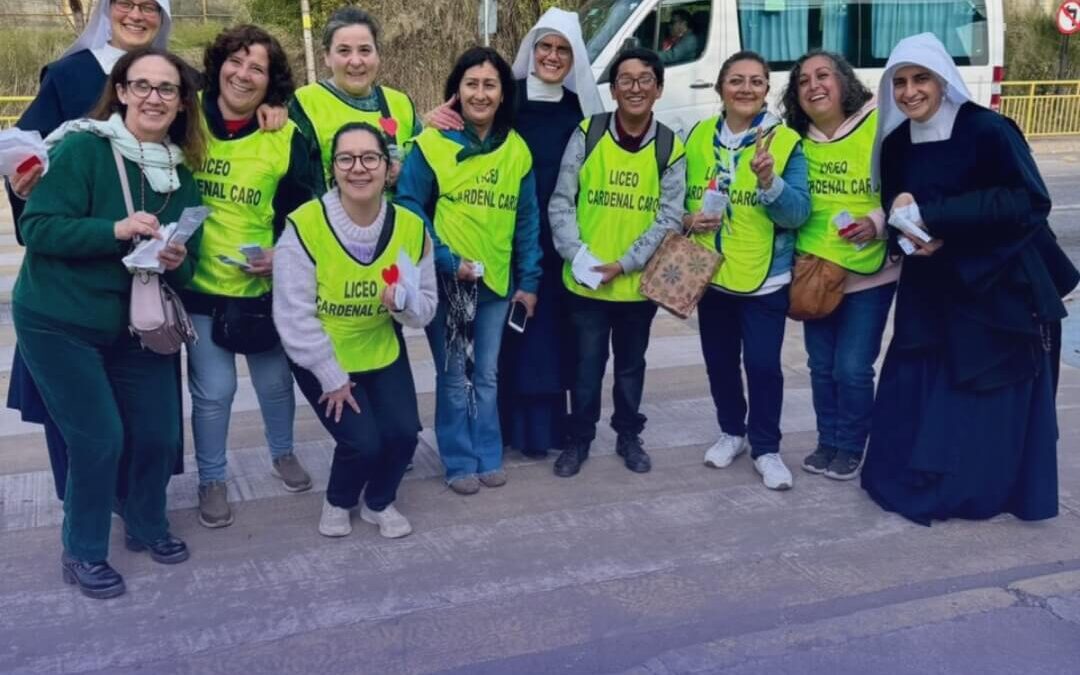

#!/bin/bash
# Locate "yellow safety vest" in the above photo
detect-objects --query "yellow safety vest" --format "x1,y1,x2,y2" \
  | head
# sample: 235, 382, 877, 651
564, 114, 685, 302
685, 117, 799, 293
293, 83, 416, 184
290, 199, 425, 373
190, 113, 298, 297
797, 109, 885, 274
412, 128, 532, 297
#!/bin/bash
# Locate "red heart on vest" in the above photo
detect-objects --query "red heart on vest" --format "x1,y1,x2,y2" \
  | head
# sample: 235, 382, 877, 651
381, 264, 400, 285
379, 117, 399, 137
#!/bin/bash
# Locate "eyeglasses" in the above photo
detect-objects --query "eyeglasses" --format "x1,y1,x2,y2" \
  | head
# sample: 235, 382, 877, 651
125, 79, 180, 101
722, 76, 769, 90
112, 0, 162, 16
333, 152, 387, 172
535, 42, 572, 60
614, 74, 657, 90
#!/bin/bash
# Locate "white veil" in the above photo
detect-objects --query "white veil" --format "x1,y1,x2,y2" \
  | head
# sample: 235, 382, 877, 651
871, 32, 974, 187
59, 0, 173, 62
511, 7, 604, 116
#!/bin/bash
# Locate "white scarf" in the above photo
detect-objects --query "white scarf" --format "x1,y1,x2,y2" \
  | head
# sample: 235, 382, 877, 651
45, 113, 184, 193
511, 8, 604, 116
870, 32, 974, 188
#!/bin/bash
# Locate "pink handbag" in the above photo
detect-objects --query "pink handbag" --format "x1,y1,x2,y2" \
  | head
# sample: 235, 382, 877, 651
113, 145, 197, 355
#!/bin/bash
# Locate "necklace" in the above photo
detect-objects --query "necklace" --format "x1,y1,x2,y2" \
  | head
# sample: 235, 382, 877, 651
136, 140, 175, 216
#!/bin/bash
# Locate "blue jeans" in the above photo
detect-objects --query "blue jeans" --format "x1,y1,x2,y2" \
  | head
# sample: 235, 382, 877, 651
426, 297, 509, 480
188, 313, 296, 485
698, 286, 789, 458
804, 283, 896, 455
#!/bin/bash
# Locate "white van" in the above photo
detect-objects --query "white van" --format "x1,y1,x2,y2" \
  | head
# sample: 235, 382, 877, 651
580, 0, 1005, 135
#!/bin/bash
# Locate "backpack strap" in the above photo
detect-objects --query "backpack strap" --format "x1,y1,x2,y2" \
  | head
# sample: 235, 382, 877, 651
653, 122, 674, 177
582, 112, 612, 164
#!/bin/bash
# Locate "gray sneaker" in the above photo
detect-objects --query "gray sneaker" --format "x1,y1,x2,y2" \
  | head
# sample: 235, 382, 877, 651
198, 481, 234, 528
448, 475, 481, 495
271, 454, 312, 492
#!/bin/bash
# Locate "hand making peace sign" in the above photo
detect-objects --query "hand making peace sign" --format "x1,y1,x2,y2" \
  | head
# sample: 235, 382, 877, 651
749, 127, 776, 191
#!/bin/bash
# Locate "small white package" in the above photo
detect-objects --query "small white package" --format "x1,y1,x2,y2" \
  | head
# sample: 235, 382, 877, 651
888, 203, 932, 243
571, 246, 604, 290
0, 128, 48, 178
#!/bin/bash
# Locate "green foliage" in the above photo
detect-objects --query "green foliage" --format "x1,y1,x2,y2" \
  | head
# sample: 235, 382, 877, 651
1006, 5, 1080, 81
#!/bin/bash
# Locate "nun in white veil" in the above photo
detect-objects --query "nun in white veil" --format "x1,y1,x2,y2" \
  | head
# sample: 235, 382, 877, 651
861, 33, 1077, 527
497, 8, 604, 458
7, 0, 173, 501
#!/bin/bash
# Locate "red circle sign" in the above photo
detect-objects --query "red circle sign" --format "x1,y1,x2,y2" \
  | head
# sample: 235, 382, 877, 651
1059, 0, 1080, 35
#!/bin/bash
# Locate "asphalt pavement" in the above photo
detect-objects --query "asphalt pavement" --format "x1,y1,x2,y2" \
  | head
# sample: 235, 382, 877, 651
0, 150, 1079, 674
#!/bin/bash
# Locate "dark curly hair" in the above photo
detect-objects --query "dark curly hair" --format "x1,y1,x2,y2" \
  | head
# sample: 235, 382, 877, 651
781, 50, 873, 137
203, 24, 294, 108
444, 46, 516, 135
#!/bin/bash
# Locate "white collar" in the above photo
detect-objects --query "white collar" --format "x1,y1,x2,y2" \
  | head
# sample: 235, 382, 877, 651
910, 96, 961, 144
90, 43, 127, 74
526, 75, 564, 103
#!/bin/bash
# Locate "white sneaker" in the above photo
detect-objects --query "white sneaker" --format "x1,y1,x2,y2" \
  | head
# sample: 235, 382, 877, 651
754, 453, 793, 491
360, 503, 413, 539
704, 433, 748, 468
318, 500, 352, 537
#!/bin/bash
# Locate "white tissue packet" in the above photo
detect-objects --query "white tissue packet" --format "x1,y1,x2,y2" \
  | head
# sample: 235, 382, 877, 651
701, 188, 729, 217
122, 206, 209, 273
888, 203, 931, 243
0, 128, 48, 178
571, 246, 604, 290
897, 235, 918, 255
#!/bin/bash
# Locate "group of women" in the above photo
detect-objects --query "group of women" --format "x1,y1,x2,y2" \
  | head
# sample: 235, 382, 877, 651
4, 0, 1074, 601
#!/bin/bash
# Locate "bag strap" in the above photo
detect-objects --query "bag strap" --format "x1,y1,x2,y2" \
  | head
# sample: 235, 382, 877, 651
112, 144, 135, 217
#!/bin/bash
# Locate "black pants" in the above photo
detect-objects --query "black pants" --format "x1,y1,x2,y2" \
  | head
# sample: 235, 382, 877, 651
292, 350, 420, 511
566, 294, 658, 444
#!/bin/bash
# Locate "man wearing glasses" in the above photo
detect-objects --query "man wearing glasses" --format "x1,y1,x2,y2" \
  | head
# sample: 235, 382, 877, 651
548, 48, 686, 478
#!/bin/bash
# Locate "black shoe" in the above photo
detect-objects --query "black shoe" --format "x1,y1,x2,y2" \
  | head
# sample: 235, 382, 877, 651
802, 445, 837, 474
554, 442, 589, 477
125, 533, 190, 565
616, 435, 652, 473
824, 450, 863, 481
61, 553, 126, 599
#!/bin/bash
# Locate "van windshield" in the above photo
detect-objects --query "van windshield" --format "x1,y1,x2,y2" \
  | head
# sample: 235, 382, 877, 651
580, 0, 646, 62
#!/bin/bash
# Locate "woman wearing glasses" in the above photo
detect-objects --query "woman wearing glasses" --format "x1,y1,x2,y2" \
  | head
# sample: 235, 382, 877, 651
275, 122, 436, 538
14, 49, 205, 598
290, 6, 421, 192
684, 51, 810, 491
397, 47, 542, 494
5, 0, 173, 502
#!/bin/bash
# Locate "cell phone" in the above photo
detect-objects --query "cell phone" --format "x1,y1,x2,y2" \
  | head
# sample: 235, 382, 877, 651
507, 301, 528, 333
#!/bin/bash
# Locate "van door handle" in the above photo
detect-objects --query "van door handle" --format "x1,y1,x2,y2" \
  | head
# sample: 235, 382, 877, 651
690, 80, 713, 89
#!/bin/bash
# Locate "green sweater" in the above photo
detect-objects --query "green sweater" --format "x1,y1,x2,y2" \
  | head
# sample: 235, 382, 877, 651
14, 132, 203, 336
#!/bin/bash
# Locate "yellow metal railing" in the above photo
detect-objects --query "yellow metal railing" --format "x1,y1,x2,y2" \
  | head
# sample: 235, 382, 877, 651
0, 96, 33, 127
1000, 80, 1080, 138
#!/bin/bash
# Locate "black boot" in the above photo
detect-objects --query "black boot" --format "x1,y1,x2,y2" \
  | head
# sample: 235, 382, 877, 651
61, 553, 126, 599
125, 533, 190, 564
554, 441, 589, 477
616, 435, 652, 473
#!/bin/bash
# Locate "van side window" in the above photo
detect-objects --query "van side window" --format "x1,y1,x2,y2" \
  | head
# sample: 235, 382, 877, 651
735, 0, 989, 68
632, 1, 712, 68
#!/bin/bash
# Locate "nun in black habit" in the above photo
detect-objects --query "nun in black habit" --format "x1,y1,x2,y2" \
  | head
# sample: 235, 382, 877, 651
861, 33, 1078, 526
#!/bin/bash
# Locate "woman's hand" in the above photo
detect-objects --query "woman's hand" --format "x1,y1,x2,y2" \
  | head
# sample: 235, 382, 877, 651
593, 262, 623, 285
318, 381, 361, 423
424, 95, 464, 131
907, 235, 944, 257
684, 211, 722, 234
457, 260, 479, 281
245, 248, 274, 277
381, 283, 403, 311
511, 290, 538, 318
114, 212, 160, 241
891, 192, 915, 211
157, 241, 187, 271
841, 216, 877, 245
10, 162, 44, 199
750, 128, 776, 191
256, 104, 288, 132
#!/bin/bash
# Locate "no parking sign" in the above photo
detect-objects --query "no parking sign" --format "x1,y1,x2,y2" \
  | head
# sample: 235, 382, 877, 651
1059, 1, 1080, 35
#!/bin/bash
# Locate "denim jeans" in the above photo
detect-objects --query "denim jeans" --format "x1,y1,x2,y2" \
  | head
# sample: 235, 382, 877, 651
698, 286, 789, 458
566, 295, 658, 444
292, 351, 419, 511
426, 297, 509, 480
188, 313, 295, 485
804, 283, 896, 455
15, 306, 179, 561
